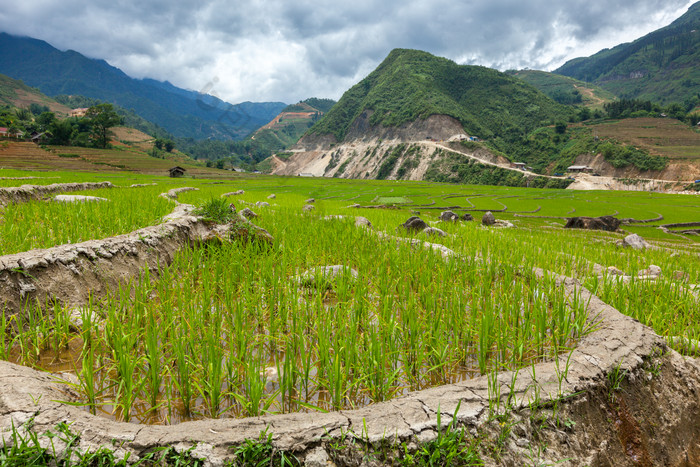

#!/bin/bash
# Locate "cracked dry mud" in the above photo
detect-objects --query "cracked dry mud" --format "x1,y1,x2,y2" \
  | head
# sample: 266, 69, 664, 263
1, 203, 700, 465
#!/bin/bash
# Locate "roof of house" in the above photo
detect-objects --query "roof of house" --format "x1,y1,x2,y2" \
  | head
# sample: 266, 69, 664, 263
169, 166, 186, 171
567, 165, 591, 170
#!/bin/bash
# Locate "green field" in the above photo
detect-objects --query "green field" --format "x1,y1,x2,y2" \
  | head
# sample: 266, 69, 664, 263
1, 168, 698, 427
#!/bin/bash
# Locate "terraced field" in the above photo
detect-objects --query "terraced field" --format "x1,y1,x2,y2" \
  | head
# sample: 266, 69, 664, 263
0, 169, 699, 465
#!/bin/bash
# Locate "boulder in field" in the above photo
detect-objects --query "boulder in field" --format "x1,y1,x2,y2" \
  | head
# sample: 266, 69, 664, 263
482, 211, 496, 226
439, 210, 459, 222
564, 216, 621, 232
303, 204, 315, 212
401, 216, 428, 232
461, 213, 474, 221
622, 234, 650, 250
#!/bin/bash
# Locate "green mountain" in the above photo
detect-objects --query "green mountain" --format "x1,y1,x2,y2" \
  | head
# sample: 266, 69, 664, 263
252, 98, 336, 151
309, 49, 572, 149
555, 2, 700, 105
508, 70, 615, 108
0, 33, 286, 140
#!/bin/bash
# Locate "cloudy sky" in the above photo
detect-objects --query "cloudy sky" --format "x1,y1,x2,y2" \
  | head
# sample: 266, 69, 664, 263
1, 0, 695, 104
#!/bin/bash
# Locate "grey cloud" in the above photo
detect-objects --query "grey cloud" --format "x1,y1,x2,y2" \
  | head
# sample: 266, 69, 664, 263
0, 0, 694, 103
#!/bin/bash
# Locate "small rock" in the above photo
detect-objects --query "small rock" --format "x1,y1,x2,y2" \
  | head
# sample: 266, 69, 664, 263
673, 270, 688, 281
347, 203, 361, 208
400, 216, 428, 232
267, 194, 276, 199
355, 216, 372, 228
607, 266, 625, 276
461, 213, 474, 221
423, 227, 447, 237
638, 265, 662, 278
303, 204, 315, 212
622, 233, 650, 250
296, 265, 359, 289
240, 208, 257, 219
494, 219, 515, 228
255, 201, 270, 208
306, 198, 315, 204
439, 210, 458, 222
482, 211, 496, 226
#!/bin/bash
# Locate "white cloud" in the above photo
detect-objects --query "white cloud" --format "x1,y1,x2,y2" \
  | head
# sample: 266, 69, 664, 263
0, 0, 695, 103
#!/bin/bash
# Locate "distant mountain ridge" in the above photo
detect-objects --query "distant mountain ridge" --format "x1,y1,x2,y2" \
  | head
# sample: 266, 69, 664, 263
0, 33, 286, 140
554, 2, 700, 104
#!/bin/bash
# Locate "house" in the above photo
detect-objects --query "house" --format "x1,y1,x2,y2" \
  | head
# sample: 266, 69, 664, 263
70, 108, 89, 118
567, 165, 593, 173
30, 131, 52, 144
0, 127, 24, 138
298, 172, 315, 177
512, 162, 527, 170
169, 166, 186, 178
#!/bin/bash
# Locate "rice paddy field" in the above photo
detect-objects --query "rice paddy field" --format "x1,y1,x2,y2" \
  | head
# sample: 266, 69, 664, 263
1, 168, 698, 426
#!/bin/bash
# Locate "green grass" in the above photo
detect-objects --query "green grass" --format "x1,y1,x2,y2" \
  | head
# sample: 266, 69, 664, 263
0, 184, 172, 254
0, 169, 698, 427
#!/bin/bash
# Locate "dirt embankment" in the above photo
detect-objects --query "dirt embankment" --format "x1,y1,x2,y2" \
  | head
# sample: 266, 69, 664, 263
0, 182, 114, 206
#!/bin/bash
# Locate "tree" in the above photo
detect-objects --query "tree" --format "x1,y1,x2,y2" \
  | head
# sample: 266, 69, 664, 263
164, 140, 175, 152
49, 119, 75, 145
85, 103, 121, 148
554, 121, 567, 134
14, 107, 32, 121
36, 111, 56, 130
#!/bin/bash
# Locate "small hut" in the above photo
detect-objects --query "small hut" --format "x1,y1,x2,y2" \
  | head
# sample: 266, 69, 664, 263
169, 166, 186, 178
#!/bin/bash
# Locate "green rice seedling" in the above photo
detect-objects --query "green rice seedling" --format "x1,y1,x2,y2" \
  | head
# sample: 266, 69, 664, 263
105, 307, 143, 422
144, 308, 163, 410
171, 323, 195, 418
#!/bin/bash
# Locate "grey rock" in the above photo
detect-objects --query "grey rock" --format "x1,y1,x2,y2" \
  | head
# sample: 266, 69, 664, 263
306, 198, 315, 204
240, 208, 257, 219
638, 265, 662, 278
255, 201, 270, 208
303, 204, 315, 212
423, 227, 447, 237
439, 210, 458, 222
607, 266, 625, 276
267, 194, 276, 199
355, 217, 372, 228
401, 216, 428, 232
494, 219, 515, 228
461, 213, 474, 221
622, 234, 650, 250
482, 211, 496, 226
